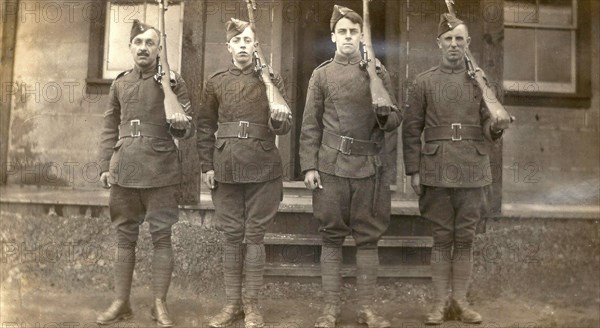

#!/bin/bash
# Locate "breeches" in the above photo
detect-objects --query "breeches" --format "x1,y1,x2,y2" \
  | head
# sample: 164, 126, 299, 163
109, 184, 179, 245
419, 186, 487, 248
211, 177, 283, 244
313, 173, 391, 249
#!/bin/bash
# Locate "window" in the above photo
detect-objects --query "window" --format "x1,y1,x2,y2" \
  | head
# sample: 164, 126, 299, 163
503, 0, 590, 107
504, 0, 576, 93
87, 0, 183, 86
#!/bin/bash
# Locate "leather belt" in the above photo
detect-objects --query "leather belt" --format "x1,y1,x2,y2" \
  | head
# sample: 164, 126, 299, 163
217, 121, 274, 141
322, 130, 380, 156
424, 124, 484, 142
119, 120, 171, 139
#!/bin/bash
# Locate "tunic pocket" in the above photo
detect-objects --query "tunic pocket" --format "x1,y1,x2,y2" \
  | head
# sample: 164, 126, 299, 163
151, 139, 177, 152
214, 138, 226, 150
422, 143, 440, 155
474, 143, 488, 156
113, 138, 125, 150
259, 140, 275, 151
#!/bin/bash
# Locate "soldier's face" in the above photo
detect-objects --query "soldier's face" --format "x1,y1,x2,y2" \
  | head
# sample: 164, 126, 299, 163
227, 27, 256, 67
129, 29, 160, 68
437, 25, 471, 63
331, 18, 362, 56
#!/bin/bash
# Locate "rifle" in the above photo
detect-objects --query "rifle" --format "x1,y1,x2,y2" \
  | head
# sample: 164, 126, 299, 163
155, 0, 191, 132
244, 0, 292, 120
444, 0, 514, 126
362, 0, 396, 112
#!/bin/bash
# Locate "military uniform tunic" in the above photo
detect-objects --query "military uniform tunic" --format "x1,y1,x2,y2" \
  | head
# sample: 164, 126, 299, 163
99, 64, 192, 188
197, 64, 291, 183
403, 61, 499, 188
300, 52, 402, 248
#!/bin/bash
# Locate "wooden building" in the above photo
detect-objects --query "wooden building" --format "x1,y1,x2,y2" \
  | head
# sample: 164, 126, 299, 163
1, 0, 598, 277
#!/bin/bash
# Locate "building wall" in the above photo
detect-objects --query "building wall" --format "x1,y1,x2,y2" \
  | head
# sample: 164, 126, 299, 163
5, 1, 108, 189
502, 0, 600, 205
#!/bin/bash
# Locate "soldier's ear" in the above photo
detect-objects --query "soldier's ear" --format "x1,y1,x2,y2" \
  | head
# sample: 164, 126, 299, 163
436, 38, 442, 48
331, 32, 336, 43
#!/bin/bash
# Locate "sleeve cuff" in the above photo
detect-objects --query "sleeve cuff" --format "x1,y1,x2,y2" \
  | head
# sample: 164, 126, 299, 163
301, 168, 317, 176
376, 114, 389, 127
483, 121, 504, 142
377, 110, 401, 131
99, 160, 110, 173
269, 118, 283, 130
490, 127, 504, 140
404, 163, 420, 175
201, 163, 214, 173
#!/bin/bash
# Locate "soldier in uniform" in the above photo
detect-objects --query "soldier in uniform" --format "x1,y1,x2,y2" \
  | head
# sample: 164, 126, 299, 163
97, 19, 192, 327
196, 19, 292, 328
402, 14, 509, 325
299, 5, 402, 328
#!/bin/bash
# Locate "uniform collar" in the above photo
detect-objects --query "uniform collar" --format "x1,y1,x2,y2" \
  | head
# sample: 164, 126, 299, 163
334, 51, 362, 66
228, 62, 255, 76
133, 63, 158, 79
439, 59, 467, 74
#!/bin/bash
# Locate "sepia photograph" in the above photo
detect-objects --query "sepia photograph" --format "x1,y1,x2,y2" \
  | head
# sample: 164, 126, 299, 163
1, 0, 598, 327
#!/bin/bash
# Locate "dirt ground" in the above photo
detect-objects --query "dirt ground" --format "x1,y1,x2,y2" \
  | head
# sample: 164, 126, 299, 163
2, 282, 598, 328
1, 211, 598, 327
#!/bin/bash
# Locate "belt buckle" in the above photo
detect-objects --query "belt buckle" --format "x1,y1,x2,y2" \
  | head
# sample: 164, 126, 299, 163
238, 121, 249, 139
130, 119, 141, 137
451, 123, 462, 141
339, 136, 354, 155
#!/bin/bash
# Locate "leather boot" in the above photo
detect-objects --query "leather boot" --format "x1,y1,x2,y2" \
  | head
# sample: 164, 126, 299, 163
314, 303, 341, 328
208, 303, 244, 327
97, 299, 133, 325
424, 301, 447, 325
243, 301, 265, 328
453, 298, 482, 324
151, 298, 174, 327
357, 305, 391, 328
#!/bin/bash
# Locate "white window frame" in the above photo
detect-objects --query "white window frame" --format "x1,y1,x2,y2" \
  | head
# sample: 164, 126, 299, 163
102, 1, 184, 79
503, 0, 578, 94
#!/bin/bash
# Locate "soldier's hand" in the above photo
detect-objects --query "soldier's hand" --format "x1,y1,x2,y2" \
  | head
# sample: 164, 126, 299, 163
410, 173, 421, 196
204, 170, 216, 190
374, 105, 391, 117
304, 170, 323, 190
270, 103, 292, 122
169, 113, 192, 130
491, 115, 510, 132
100, 172, 111, 189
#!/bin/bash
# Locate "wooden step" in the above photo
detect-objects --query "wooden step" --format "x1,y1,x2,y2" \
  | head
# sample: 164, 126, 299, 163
264, 233, 433, 248
264, 263, 431, 278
